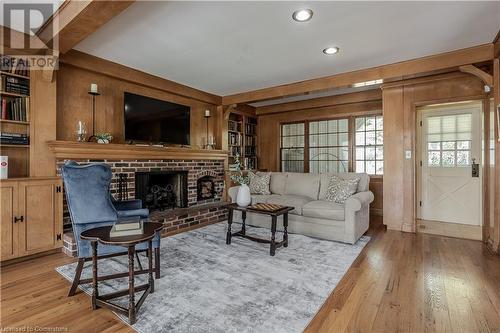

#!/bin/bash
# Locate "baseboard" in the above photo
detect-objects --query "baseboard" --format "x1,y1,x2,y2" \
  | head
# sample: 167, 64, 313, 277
416, 219, 482, 241
0, 248, 63, 267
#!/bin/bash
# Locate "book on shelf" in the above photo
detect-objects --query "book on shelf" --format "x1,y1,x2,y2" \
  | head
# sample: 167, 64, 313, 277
228, 132, 241, 146
230, 146, 241, 157
1, 75, 30, 95
244, 157, 257, 170
110, 221, 144, 237
228, 120, 241, 132
1, 55, 29, 77
0, 96, 29, 121
245, 135, 256, 146
0, 132, 29, 145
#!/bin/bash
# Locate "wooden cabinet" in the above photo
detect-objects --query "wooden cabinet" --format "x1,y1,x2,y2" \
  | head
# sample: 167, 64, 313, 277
0, 177, 63, 261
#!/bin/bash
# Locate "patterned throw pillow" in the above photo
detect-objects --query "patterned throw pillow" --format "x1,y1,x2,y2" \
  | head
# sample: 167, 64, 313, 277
248, 172, 271, 195
325, 175, 360, 203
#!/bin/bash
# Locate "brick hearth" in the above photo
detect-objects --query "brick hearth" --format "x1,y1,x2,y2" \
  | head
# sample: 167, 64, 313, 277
56, 159, 228, 256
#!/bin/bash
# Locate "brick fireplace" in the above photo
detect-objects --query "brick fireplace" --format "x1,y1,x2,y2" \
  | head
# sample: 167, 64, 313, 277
56, 158, 228, 256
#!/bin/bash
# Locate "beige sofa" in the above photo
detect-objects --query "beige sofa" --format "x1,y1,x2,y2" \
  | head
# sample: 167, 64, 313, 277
228, 172, 374, 244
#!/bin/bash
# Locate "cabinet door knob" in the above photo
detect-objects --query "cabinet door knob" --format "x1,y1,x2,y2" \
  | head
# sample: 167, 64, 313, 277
14, 216, 24, 223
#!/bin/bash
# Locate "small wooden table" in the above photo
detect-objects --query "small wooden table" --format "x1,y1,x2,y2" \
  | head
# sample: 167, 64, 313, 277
81, 222, 163, 324
226, 203, 294, 256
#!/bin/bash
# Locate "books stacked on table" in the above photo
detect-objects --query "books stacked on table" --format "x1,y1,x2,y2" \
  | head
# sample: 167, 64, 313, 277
1, 75, 30, 95
0, 132, 29, 145
1, 96, 30, 121
110, 218, 144, 237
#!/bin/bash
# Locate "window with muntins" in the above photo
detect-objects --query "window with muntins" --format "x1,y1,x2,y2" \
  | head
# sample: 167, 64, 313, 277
281, 123, 305, 172
426, 114, 472, 167
355, 115, 384, 175
309, 119, 349, 173
279, 113, 383, 175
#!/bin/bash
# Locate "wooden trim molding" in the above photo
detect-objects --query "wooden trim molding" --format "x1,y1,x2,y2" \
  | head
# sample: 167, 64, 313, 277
60, 50, 222, 105
222, 44, 494, 105
46, 141, 229, 161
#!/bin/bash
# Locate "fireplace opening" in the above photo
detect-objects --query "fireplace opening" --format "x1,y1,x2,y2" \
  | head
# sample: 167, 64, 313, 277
135, 171, 188, 210
197, 175, 215, 201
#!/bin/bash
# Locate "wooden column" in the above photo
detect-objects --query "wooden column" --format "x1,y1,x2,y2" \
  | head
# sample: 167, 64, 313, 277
382, 86, 405, 230
492, 58, 500, 253
30, 70, 57, 176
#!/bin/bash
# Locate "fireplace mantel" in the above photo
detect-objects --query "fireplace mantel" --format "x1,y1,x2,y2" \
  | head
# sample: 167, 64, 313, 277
47, 140, 228, 161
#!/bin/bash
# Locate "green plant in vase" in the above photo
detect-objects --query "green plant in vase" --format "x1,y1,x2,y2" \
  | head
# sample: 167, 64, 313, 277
230, 154, 251, 207
95, 132, 113, 144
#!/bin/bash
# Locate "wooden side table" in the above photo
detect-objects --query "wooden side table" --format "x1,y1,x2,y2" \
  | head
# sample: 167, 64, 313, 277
81, 222, 163, 324
226, 203, 294, 256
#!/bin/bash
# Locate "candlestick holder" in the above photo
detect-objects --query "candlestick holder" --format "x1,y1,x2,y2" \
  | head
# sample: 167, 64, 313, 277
87, 91, 100, 142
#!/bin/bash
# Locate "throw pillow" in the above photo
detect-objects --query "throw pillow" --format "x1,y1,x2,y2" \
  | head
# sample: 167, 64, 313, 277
325, 175, 360, 203
248, 172, 271, 195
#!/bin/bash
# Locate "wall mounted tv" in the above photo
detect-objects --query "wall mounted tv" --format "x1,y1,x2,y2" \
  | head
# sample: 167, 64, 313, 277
124, 92, 190, 145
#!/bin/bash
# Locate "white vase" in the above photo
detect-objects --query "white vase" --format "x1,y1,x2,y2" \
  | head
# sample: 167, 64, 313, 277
236, 184, 251, 207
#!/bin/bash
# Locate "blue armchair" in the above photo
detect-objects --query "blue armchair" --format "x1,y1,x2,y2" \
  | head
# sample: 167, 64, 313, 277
61, 161, 161, 297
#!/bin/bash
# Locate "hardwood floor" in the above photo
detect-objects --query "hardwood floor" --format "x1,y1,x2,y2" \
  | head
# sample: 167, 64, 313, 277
1, 217, 499, 333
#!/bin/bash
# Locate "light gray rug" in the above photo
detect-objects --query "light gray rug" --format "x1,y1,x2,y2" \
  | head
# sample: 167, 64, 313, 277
56, 222, 369, 333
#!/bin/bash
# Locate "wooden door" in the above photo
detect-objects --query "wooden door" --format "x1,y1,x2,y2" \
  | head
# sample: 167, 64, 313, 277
18, 179, 63, 256
0, 182, 19, 260
417, 102, 482, 226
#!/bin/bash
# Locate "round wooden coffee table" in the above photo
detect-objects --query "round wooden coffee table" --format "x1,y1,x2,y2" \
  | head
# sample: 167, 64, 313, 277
81, 222, 163, 324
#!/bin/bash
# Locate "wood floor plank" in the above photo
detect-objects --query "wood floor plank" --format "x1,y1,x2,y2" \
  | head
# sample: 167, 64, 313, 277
1, 217, 499, 333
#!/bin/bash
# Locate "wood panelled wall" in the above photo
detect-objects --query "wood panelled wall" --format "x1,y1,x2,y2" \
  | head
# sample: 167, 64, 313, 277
382, 72, 487, 232
56, 61, 221, 149
256, 90, 383, 215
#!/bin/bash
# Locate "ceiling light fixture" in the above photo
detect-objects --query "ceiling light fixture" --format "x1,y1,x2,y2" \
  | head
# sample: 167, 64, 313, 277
292, 9, 313, 22
323, 47, 339, 55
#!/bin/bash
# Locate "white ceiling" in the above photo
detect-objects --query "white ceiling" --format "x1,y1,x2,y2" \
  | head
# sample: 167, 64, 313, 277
74, 1, 500, 96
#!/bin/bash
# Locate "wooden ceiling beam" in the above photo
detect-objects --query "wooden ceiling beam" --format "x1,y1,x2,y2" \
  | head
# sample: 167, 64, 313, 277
222, 44, 494, 105
37, 0, 135, 54
256, 89, 381, 115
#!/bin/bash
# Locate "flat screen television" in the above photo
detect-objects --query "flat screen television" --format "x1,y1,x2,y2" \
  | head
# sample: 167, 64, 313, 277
124, 92, 190, 145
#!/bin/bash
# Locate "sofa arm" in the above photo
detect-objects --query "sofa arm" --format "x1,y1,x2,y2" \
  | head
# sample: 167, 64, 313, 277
228, 186, 239, 203
344, 191, 374, 213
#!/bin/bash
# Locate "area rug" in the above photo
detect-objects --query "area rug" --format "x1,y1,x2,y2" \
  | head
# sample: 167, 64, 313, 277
56, 222, 369, 333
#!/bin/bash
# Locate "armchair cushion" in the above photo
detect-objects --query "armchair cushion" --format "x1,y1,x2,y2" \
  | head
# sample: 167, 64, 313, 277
302, 200, 345, 220
112, 199, 143, 211
117, 208, 150, 219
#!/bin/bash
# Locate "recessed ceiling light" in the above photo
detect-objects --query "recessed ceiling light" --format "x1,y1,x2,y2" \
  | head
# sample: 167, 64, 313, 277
323, 47, 339, 55
292, 9, 313, 22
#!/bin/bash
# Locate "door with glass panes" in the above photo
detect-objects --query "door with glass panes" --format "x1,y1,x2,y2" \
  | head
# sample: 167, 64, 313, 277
417, 102, 482, 226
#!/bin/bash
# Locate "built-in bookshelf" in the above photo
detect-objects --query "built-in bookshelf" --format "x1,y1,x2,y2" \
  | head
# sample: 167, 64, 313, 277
228, 112, 258, 171
0, 55, 30, 178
